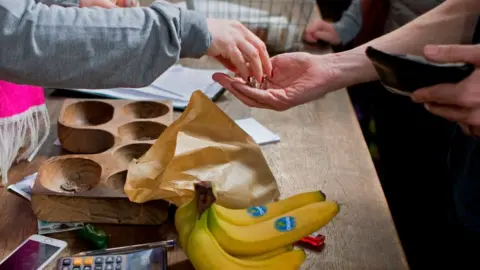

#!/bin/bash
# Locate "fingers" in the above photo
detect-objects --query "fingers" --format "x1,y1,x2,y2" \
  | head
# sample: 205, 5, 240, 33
313, 30, 335, 44
212, 73, 270, 109
303, 32, 317, 44
241, 25, 272, 79
214, 72, 276, 103
424, 44, 480, 65
93, 0, 118, 8
303, 19, 324, 43
230, 82, 290, 111
228, 47, 250, 81
424, 103, 480, 125
411, 83, 459, 105
238, 41, 263, 82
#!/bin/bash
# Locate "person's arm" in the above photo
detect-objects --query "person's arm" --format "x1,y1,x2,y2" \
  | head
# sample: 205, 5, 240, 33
0, 0, 210, 89
325, 0, 480, 92
332, 0, 363, 45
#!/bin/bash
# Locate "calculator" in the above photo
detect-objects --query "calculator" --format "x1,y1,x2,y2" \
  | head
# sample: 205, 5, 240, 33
56, 255, 125, 270
56, 246, 168, 270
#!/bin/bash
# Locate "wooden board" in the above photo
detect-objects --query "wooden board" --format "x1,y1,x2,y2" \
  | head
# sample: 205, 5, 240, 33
31, 99, 173, 224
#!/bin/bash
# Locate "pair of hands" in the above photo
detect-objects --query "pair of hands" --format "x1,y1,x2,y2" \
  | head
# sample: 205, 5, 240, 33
411, 44, 480, 137
214, 42, 480, 139
303, 19, 341, 45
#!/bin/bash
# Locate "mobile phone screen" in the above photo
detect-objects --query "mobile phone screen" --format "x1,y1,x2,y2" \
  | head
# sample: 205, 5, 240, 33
0, 239, 60, 270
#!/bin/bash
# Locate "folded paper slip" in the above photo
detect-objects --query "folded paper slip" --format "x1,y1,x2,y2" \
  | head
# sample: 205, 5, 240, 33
124, 90, 280, 208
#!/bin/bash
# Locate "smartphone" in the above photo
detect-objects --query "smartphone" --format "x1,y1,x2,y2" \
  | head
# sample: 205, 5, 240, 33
0, 234, 67, 270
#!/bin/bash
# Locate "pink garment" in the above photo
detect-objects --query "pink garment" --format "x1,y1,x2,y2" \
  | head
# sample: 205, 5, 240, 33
0, 81, 45, 117
0, 81, 50, 186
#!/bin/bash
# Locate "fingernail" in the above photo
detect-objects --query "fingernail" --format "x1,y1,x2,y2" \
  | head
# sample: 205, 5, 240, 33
424, 103, 431, 111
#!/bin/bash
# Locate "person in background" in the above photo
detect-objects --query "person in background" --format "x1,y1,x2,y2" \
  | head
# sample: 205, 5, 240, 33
213, 0, 480, 268
304, 1, 448, 268
0, 0, 271, 186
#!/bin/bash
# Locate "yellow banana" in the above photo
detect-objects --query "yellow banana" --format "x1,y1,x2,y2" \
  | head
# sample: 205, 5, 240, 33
239, 245, 294, 261
174, 197, 197, 250
186, 208, 306, 270
209, 200, 340, 256
213, 190, 326, 226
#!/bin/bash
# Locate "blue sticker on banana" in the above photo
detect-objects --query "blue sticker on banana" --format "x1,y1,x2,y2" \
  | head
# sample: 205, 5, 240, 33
247, 206, 267, 217
274, 216, 296, 232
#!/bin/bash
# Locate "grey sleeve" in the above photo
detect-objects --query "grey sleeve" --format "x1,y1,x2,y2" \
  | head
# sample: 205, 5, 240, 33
36, 0, 79, 7
332, 0, 363, 45
0, 0, 211, 89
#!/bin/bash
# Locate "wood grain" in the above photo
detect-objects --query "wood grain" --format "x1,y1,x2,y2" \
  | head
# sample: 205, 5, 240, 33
29, 99, 173, 225
0, 77, 409, 270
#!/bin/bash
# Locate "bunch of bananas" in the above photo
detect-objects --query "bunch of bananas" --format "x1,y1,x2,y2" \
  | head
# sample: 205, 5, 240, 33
175, 182, 340, 270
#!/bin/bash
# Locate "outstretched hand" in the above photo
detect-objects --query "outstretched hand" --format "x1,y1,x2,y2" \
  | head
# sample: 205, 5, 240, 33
212, 52, 337, 111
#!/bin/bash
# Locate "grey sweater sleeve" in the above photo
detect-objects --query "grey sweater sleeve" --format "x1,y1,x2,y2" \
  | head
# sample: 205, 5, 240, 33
0, 0, 211, 89
332, 0, 363, 45
37, 0, 79, 7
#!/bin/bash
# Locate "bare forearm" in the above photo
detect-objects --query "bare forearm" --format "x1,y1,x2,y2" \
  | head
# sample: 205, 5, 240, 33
324, 0, 480, 92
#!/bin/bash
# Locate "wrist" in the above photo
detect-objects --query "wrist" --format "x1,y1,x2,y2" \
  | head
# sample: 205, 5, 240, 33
316, 48, 379, 93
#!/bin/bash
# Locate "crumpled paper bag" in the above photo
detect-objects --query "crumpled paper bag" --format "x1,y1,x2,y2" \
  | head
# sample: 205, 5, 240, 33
124, 90, 280, 209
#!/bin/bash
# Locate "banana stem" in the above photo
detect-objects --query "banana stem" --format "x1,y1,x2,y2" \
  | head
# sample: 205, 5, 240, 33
194, 181, 216, 219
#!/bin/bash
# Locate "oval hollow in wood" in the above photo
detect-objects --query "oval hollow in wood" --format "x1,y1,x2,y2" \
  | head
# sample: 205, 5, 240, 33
113, 143, 152, 167
63, 101, 114, 126
106, 170, 127, 190
122, 101, 170, 119
117, 121, 166, 141
58, 124, 115, 154
38, 157, 102, 194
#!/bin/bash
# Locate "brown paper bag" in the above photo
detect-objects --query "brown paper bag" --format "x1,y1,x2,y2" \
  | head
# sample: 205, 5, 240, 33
124, 90, 280, 208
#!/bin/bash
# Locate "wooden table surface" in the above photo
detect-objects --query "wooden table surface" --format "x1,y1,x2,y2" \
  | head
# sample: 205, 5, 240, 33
0, 3, 408, 270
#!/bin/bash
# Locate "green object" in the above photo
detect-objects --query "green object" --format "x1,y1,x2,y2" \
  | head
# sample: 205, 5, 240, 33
76, 224, 109, 250
369, 119, 376, 135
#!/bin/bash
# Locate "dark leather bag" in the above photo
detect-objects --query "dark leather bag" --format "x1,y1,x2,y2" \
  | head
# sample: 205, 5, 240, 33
353, 0, 390, 46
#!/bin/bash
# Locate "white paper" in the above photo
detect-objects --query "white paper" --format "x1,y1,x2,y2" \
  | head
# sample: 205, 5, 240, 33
63, 64, 229, 109
150, 65, 227, 100
7, 172, 37, 201
235, 118, 280, 145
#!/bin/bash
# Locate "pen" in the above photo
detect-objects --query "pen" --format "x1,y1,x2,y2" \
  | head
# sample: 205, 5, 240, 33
74, 239, 175, 256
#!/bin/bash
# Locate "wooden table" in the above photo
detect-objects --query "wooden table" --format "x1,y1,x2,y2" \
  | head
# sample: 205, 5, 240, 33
0, 3, 408, 270
0, 61, 409, 270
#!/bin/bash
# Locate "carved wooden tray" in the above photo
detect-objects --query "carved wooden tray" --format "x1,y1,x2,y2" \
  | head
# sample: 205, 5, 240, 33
31, 99, 173, 224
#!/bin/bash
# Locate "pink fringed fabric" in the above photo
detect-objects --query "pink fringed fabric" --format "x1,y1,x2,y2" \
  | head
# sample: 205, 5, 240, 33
0, 81, 50, 186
